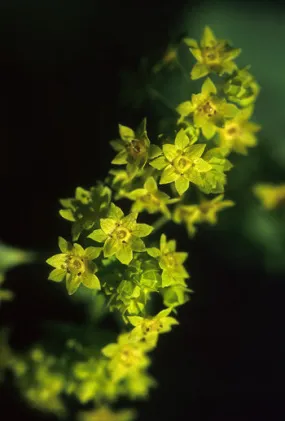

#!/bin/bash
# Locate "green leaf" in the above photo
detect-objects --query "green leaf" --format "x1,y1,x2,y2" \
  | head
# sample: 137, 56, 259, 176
175, 177, 189, 196
100, 218, 117, 235
108, 203, 124, 220
81, 273, 101, 290
59, 209, 75, 222
132, 223, 153, 238
131, 237, 145, 252
149, 144, 162, 159
175, 129, 190, 150
146, 247, 161, 258
48, 268, 66, 282
119, 124, 135, 141
112, 149, 128, 165
202, 121, 216, 139
162, 144, 177, 162
195, 158, 212, 172
128, 316, 144, 326
58, 237, 69, 253
191, 62, 209, 80
202, 77, 217, 95
150, 156, 168, 170
144, 177, 157, 193
186, 169, 203, 185
116, 244, 133, 265
176, 101, 193, 117
160, 166, 179, 184
84, 247, 101, 260
66, 275, 81, 295
102, 343, 118, 357
88, 229, 107, 243
104, 237, 119, 257
46, 254, 66, 268
110, 139, 124, 151
187, 144, 206, 159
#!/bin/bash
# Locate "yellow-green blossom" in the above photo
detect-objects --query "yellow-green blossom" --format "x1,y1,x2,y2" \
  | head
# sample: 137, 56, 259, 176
110, 119, 161, 176
128, 308, 178, 347
173, 194, 234, 235
126, 177, 177, 217
184, 26, 241, 80
147, 234, 189, 287
217, 106, 260, 154
177, 78, 238, 139
88, 203, 153, 265
46, 237, 101, 295
150, 129, 212, 195
253, 183, 285, 210
224, 66, 260, 107
102, 333, 150, 382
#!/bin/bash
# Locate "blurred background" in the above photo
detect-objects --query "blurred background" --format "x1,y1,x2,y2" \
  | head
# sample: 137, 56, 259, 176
1, 0, 285, 420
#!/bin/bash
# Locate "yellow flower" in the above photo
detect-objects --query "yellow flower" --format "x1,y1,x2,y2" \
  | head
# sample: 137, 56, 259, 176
217, 106, 261, 154
184, 26, 241, 80
253, 183, 285, 210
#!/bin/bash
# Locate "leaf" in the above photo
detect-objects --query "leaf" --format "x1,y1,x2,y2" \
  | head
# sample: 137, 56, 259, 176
48, 268, 66, 282
162, 144, 177, 162
102, 343, 118, 357
187, 144, 206, 159
59, 209, 75, 222
146, 247, 161, 258
46, 254, 66, 268
191, 62, 209, 80
81, 273, 101, 290
88, 229, 107, 243
104, 237, 119, 257
130, 236, 145, 252
112, 149, 128, 165
175, 129, 190, 150
144, 177, 157, 193
116, 244, 133, 265
128, 316, 144, 327
175, 177, 189, 196
100, 218, 117, 235
133, 223, 153, 238
150, 156, 168, 170
66, 275, 81, 295
84, 247, 101, 260
160, 166, 179, 184
194, 158, 212, 172
110, 139, 124, 151
202, 121, 216, 139
149, 144, 162, 159
58, 237, 69, 253
202, 77, 217, 95
186, 169, 203, 185
108, 203, 124, 220
176, 101, 193, 117
119, 124, 135, 141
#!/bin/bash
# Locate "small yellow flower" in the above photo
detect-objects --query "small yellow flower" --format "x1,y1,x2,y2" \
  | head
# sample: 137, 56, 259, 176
253, 183, 285, 210
184, 26, 241, 80
217, 106, 261, 154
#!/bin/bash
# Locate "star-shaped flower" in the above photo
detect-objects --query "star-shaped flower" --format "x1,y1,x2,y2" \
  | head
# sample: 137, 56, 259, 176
88, 203, 153, 265
184, 26, 241, 80
46, 237, 101, 295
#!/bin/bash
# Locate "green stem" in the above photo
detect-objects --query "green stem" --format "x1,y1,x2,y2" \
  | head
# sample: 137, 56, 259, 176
147, 87, 178, 115
152, 215, 169, 234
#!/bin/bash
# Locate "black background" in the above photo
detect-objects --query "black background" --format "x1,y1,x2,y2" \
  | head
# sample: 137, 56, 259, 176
1, 1, 285, 420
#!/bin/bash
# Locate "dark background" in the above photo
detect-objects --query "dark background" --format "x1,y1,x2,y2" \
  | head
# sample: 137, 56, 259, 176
1, 0, 285, 420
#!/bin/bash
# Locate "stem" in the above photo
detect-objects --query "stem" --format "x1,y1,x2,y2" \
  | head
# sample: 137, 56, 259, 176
152, 215, 169, 234
175, 59, 191, 86
147, 87, 178, 115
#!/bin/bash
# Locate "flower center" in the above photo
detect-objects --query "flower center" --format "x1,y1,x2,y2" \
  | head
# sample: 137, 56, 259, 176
66, 256, 85, 276
120, 345, 140, 366
115, 227, 131, 242
140, 193, 160, 206
225, 123, 241, 139
173, 155, 192, 173
128, 139, 146, 158
142, 319, 162, 335
202, 101, 217, 118
203, 46, 219, 63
